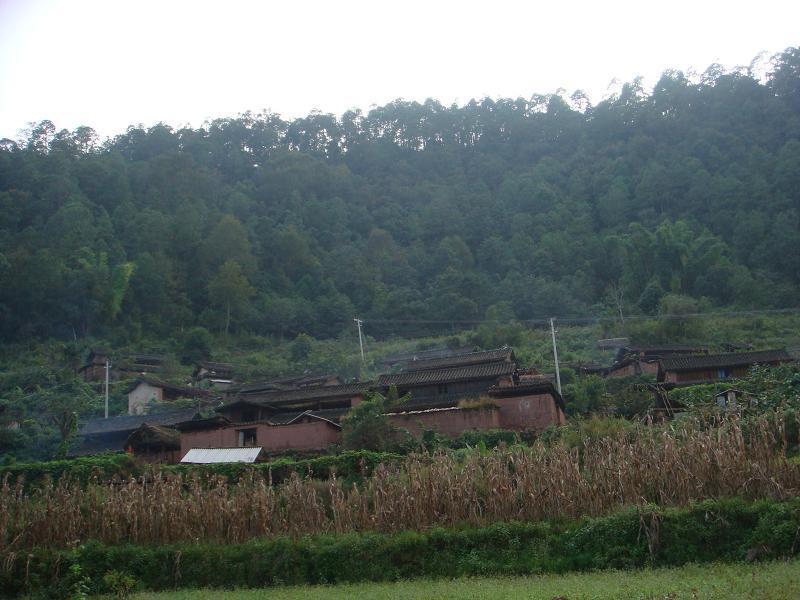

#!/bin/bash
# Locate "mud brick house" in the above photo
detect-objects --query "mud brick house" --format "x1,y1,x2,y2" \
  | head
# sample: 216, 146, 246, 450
78, 350, 167, 382
72, 408, 200, 456
377, 349, 563, 436
125, 423, 182, 464
576, 345, 710, 379
192, 361, 235, 388
605, 345, 710, 378
379, 346, 477, 370
179, 382, 371, 456
126, 377, 211, 415
657, 349, 793, 385
224, 373, 342, 401
376, 348, 518, 407
171, 348, 566, 462
386, 382, 566, 437
78, 348, 111, 382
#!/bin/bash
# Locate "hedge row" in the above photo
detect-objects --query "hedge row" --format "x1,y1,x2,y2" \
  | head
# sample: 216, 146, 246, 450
0, 453, 139, 487
162, 449, 406, 484
4, 497, 799, 597
0, 450, 406, 488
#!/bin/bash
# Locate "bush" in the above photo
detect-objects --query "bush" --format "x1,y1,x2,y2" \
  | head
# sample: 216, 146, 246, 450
3, 498, 799, 597
0, 452, 139, 487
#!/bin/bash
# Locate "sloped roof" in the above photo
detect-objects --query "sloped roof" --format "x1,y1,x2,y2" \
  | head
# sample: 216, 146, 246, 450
400, 347, 514, 373
181, 447, 262, 464
221, 382, 372, 409
381, 346, 477, 364
79, 409, 200, 435
614, 345, 709, 363
659, 349, 792, 373
125, 424, 181, 451
193, 361, 234, 377
232, 373, 341, 394
266, 406, 350, 426
378, 361, 515, 387
125, 377, 210, 398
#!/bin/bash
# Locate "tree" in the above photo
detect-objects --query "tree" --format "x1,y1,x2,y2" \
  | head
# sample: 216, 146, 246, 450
208, 260, 254, 337
182, 326, 213, 364
36, 377, 97, 458
341, 389, 411, 451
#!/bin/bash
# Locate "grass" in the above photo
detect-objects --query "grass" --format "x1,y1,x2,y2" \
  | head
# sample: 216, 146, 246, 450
128, 559, 800, 599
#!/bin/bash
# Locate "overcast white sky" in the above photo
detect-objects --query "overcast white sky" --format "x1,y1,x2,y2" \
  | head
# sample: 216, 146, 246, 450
0, 0, 798, 141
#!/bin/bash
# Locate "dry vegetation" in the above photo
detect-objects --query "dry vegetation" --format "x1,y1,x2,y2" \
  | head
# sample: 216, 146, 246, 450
2, 417, 799, 551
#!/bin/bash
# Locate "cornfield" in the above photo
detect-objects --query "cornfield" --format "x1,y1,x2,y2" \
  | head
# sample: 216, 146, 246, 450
2, 417, 799, 551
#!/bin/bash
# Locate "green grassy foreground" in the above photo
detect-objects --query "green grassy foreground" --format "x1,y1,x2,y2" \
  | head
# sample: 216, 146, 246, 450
130, 559, 800, 599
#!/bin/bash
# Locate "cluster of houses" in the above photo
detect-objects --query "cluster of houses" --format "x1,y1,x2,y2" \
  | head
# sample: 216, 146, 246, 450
75, 347, 567, 463
73, 344, 794, 464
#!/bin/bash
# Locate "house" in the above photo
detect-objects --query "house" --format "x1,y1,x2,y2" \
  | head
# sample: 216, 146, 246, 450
125, 423, 182, 464
192, 361, 235, 388
118, 354, 166, 375
78, 348, 111, 382
574, 345, 711, 379
379, 346, 477, 370
385, 381, 565, 437
126, 377, 211, 415
223, 373, 342, 400
376, 348, 517, 408
605, 345, 710, 378
657, 349, 793, 385
175, 347, 567, 461
614, 345, 710, 364
72, 408, 200, 456
179, 382, 370, 456
78, 350, 167, 382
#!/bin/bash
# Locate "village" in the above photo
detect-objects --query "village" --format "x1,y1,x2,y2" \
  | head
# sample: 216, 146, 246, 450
73, 343, 795, 465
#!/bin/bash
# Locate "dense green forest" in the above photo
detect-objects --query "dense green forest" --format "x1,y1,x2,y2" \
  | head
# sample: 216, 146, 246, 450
1, 48, 799, 344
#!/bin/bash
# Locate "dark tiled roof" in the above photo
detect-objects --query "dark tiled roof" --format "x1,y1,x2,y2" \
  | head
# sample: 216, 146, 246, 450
400, 348, 514, 373
194, 362, 234, 377
659, 349, 793, 373
197, 361, 234, 370
233, 373, 341, 394
378, 361, 515, 387
79, 409, 200, 435
223, 383, 372, 409
615, 345, 709, 362
381, 346, 477, 364
125, 377, 210, 398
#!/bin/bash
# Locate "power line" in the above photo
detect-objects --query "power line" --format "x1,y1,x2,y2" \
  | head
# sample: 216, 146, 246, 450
360, 307, 800, 326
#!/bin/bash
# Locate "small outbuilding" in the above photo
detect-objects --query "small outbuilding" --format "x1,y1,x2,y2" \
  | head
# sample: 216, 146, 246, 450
125, 423, 182, 464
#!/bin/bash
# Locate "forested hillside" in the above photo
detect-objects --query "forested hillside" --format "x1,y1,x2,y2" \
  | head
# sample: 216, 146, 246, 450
1, 49, 799, 343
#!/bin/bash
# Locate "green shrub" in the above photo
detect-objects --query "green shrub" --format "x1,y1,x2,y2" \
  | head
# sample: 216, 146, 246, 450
3, 497, 799, 597
0, 452, 140, 487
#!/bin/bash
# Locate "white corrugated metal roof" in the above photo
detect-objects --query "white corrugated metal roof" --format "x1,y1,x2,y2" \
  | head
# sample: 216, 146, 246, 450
181, 447, 262, 464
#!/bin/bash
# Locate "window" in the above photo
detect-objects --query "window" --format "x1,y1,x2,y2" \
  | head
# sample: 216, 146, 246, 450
717, 368, 728, 379
238, 428, 257, 447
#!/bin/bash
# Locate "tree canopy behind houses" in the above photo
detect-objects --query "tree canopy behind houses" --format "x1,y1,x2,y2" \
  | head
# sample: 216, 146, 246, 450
1, 48, 799, 342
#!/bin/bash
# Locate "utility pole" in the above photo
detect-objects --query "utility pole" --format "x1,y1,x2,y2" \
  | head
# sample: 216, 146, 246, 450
550, 318, 562, 397
104, 359, 111, 419
354, 317, 365, 364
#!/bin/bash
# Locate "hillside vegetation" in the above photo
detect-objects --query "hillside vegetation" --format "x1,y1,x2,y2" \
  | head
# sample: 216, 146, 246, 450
1, 49, 799, 344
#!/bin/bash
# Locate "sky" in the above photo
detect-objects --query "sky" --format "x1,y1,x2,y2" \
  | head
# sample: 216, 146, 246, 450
0, 0, 798, 141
